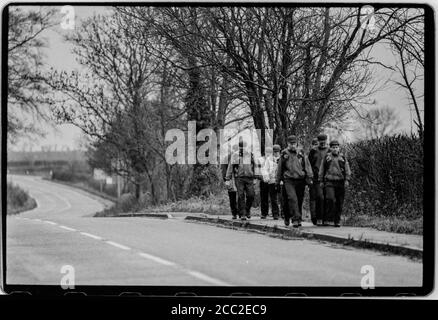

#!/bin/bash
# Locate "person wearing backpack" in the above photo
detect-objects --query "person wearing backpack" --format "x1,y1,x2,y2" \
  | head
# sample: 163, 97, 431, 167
276, 135, 313, 228
318, 140, 351, 227
308, 134, 330, 226
225, 139, 257, 220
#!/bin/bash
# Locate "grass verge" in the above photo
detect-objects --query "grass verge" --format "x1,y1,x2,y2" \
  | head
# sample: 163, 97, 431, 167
7, 182, 37, 215
342, 214, 423, 235
95, 191, 263, 217
95, 189, 422, 235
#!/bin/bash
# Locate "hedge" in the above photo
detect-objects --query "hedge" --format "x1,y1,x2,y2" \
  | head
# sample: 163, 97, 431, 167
343, 134, 423, 220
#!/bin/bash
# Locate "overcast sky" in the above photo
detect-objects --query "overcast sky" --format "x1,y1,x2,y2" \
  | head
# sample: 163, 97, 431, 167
11, 5, 424, 151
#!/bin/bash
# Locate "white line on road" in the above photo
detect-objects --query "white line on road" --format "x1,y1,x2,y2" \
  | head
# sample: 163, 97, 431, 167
137, 252, 230, 285
106, 241, 131, 251
59, 225, 77, 232
10, 176, 230, 286
80, 232, 103, 240
186, 270, 231, 286
138, 252, 176, 266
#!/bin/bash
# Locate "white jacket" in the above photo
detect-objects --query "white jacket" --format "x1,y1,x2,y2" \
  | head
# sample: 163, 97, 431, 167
261, 155, 280, 184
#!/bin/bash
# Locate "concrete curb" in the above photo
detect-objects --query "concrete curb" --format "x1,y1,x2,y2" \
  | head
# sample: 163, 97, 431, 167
184, 216, 423, 259
103, 213, 172, 219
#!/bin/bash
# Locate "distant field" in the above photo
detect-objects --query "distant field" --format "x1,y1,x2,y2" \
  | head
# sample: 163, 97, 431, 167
8, 150, 87, 162
7, 150, 89, 175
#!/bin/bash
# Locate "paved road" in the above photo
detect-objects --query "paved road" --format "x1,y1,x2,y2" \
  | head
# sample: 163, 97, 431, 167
6, 175, 422, 287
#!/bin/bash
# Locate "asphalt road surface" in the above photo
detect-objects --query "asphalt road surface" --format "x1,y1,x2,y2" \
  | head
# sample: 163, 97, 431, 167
6, 175, 422, 287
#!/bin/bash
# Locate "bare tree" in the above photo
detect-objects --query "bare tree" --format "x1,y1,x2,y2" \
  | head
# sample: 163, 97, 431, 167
125, 7, 423, 150
117, 7, 236, 196
358, 106, 402, 140
44, 11, 166, 200
389, 9, 424, 138
7, 6, 56, 142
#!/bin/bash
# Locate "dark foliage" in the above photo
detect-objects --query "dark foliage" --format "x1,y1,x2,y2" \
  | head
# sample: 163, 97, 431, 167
344, 134, 423, 220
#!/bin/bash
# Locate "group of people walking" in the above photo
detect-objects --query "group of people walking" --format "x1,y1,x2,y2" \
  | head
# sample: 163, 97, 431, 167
222, 134, 351, 228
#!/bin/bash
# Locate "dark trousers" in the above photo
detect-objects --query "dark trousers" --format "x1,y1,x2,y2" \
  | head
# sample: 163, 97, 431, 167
235, 177, 255, 217
283, 179, 306, 223
310, 182, 326, 221
309, 184, 317, 220
260, 181, 279, 217
228, 190, 238, 217
325, 181, 345, 224
279, 185, 288, 218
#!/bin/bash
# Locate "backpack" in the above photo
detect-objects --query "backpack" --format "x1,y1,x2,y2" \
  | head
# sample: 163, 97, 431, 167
323, 153, 346, 178
232, 151, 255, 174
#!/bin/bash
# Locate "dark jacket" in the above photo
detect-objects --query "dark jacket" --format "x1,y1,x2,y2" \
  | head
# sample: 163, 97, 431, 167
318, 153, 351, 182
221, 154, 231, 181
308, 147, 329, 180
225, 150, 255, 180
276, 149, 312, 183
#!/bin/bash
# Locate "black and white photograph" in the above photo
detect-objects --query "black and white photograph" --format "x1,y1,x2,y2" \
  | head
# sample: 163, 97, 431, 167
2, 3, 431, 295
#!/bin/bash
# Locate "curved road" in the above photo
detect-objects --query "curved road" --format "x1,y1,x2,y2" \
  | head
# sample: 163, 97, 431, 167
7, 175, 422, 287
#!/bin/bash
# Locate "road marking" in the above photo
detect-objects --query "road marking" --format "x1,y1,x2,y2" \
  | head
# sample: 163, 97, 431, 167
106, 241, 131, 251
138, 252, 175, 266
186, 271, 230, 286
59, 225, 77, 232
55, 192, 72, 212
80, 232, 103, 240
10, 176, 231, 286
137, 252, 230, 285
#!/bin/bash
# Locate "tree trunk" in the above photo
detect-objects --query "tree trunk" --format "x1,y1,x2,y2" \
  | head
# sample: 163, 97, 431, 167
134, 182, 141, 200
185, 56, 216, 197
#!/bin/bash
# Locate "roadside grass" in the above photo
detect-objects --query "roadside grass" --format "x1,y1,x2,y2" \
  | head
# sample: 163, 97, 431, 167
94, 187, 422, 235
95, 190, 262, 217
142, 192, 241, 215
342, 214, 423, 235
94, 193, 146, 217
7, 182, 37, 215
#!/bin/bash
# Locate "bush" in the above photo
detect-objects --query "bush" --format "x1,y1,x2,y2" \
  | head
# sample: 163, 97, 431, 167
151, 191, 232, 215
94, 192, 150, 217
52, 168, 90, 182
344, 134, 423, 221
7, 182, 37, 215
